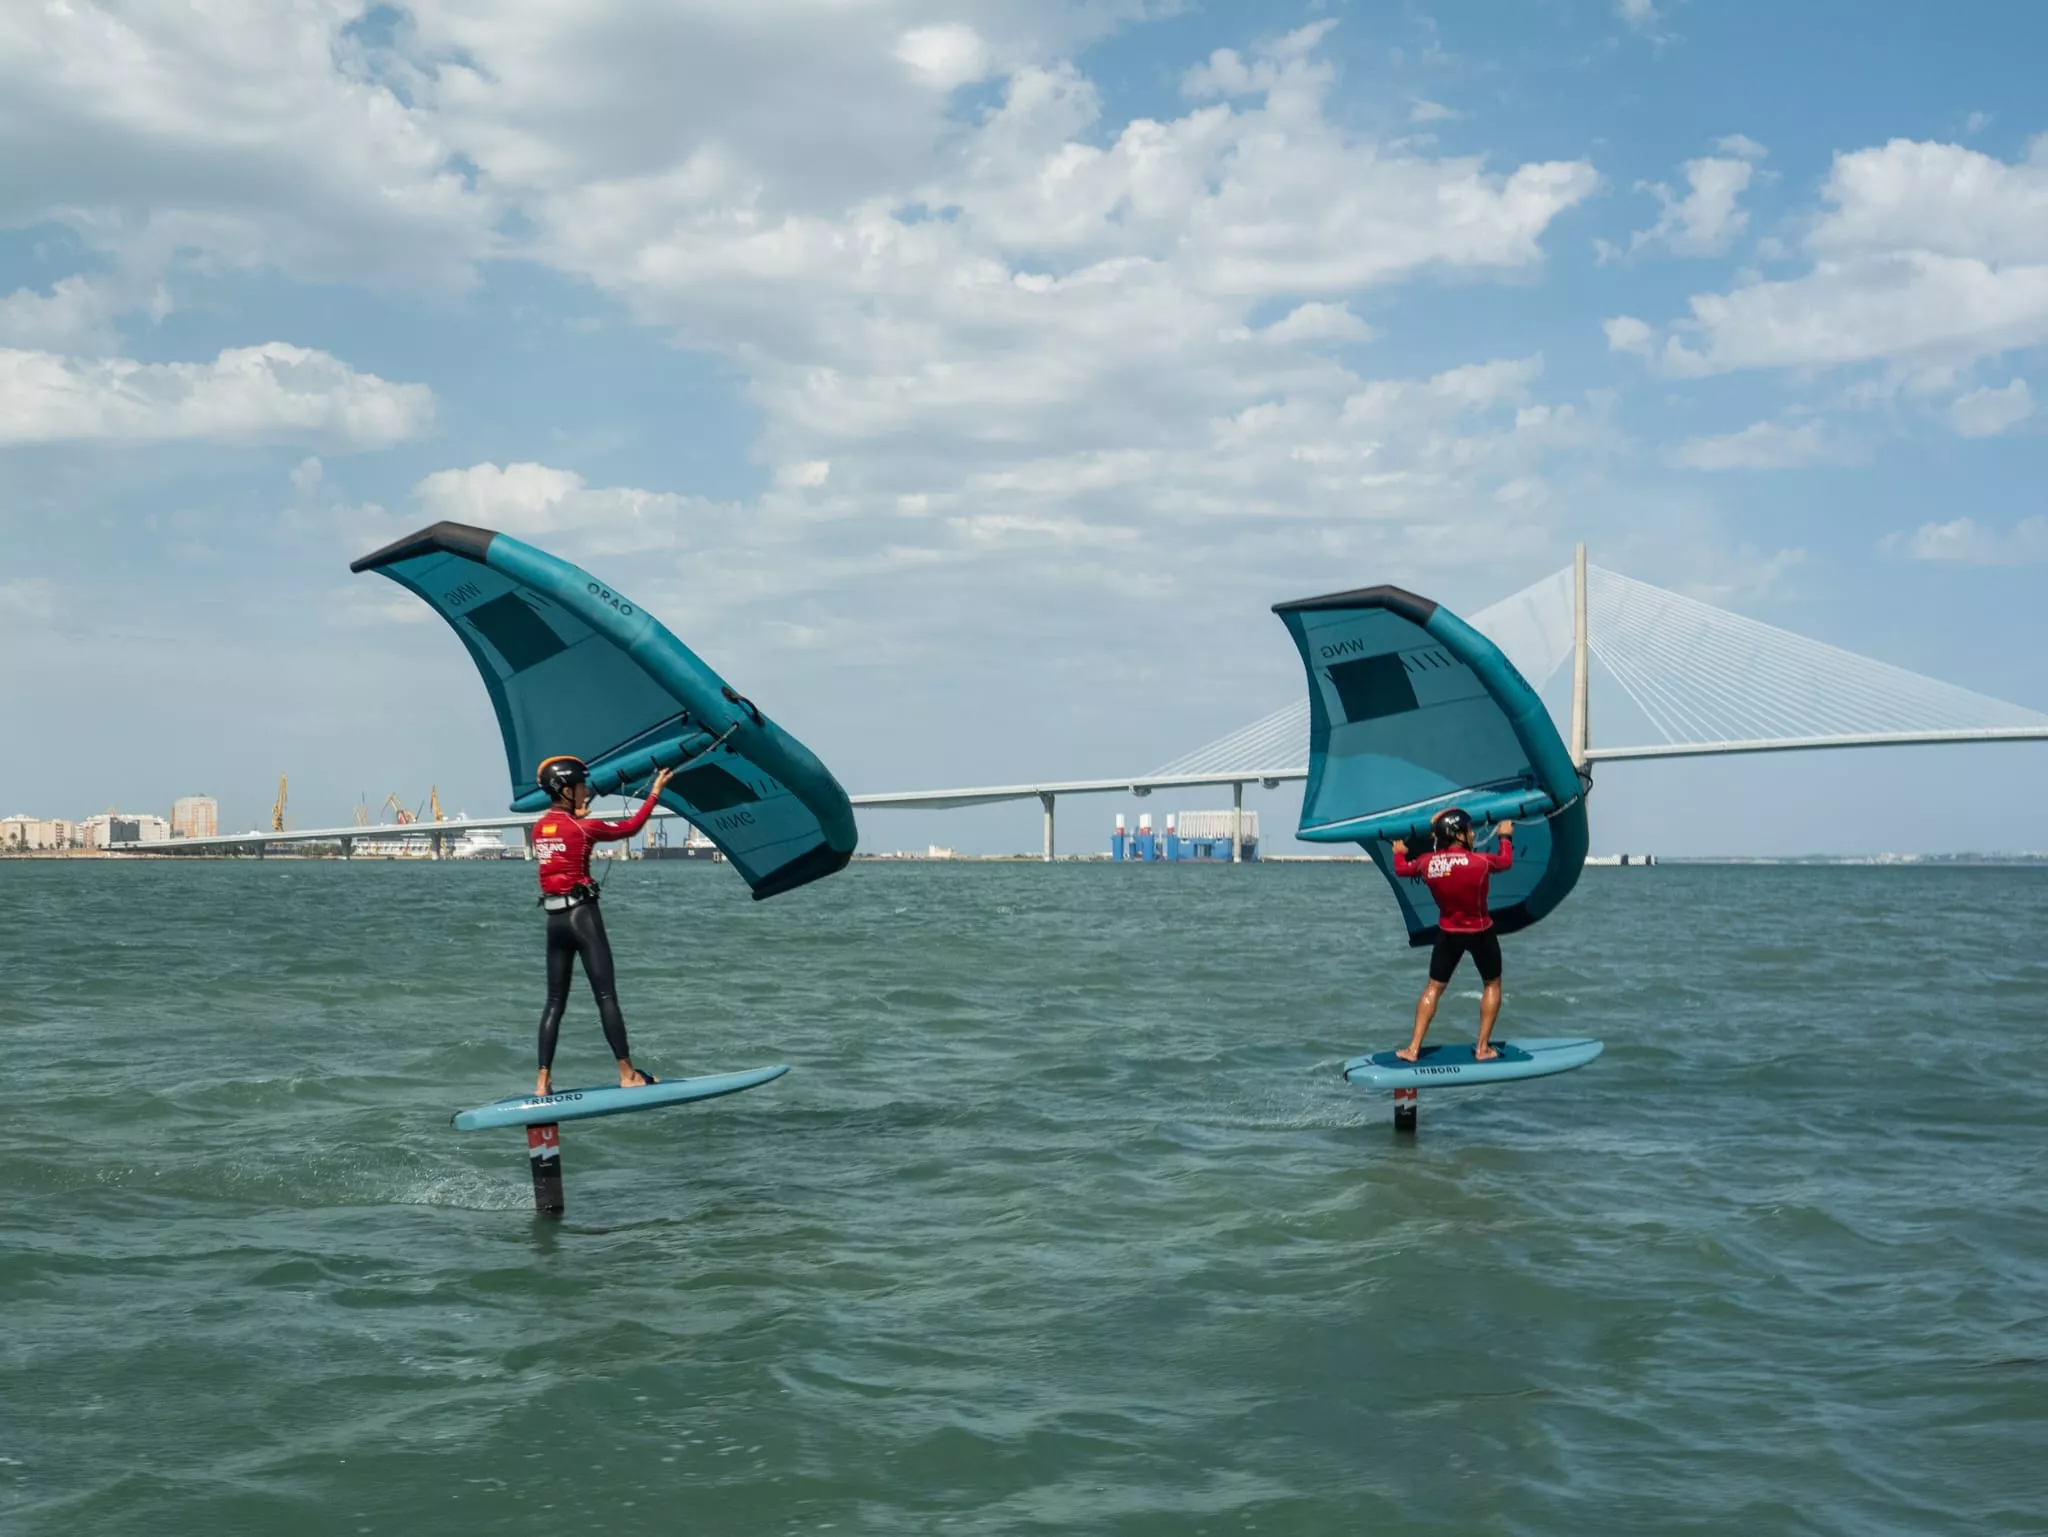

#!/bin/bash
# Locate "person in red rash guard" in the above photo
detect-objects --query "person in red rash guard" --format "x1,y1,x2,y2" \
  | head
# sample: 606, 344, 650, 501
528, 754, 673, 1097
1389, 806, 1515, 1062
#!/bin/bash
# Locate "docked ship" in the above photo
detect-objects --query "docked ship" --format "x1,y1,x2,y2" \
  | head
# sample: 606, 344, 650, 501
354, 816, 513, 859
641, 820, 724, 862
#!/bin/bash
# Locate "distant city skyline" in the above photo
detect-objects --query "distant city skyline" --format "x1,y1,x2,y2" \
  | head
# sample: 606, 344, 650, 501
2, 800, 212, 851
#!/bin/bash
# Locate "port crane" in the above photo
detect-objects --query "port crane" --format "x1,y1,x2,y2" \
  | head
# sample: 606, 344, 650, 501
271, 775, 288, 833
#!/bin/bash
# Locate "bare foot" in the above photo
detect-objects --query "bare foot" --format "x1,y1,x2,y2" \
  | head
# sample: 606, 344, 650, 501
1395, 1048, 1420, 1062
535, 1069, 553, 1097
1473, 1045, 1499, 1062
619, 1063, 657, 1088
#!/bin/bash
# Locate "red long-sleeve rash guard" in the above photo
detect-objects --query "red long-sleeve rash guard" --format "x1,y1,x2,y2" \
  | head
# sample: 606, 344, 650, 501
1391, 837, 1514, 933
534, 796, 660, 896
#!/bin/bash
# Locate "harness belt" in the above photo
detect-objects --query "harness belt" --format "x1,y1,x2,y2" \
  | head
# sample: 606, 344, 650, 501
540, 888, 597, 913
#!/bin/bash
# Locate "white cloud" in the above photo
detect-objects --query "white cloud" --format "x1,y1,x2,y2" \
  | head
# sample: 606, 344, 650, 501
947, 512, 1137, 546
385, 343, 1598, 632
776, 460, 832, 488
0, 8, 1612, 665
1674, 419, 1847, 470
1886, 515, 2048, 564
291, 455, 325, 494
468, 21, 1597, 585
895, 25, 991, 90
0, 2, 494, 293
1657, 253, 2048, 377
0, 275, 126, 353
1628, 138, 2048, 377
1610, 145, 1764, 261
403, 462, 801, 583
1603, 315, 1655, 355
1183, 21, 1338, 100
1964, 111, 1992, 137
1410, 99, 1455, 124
1250, 303, 1374, 346
1950, 379, 2034, 437
0, 343, 434, 447
416, 462, 629, 534
1812, 139, 2048, 263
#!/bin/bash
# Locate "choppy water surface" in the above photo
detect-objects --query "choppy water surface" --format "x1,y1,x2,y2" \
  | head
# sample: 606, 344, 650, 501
4, 859, 2045, 1535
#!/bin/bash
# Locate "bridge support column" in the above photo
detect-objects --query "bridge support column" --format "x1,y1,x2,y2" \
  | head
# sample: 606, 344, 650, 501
1039, 793, 1055, 863
432, 833, 443, 861
341, 836, 353, 860
1231, 781, 1244, 864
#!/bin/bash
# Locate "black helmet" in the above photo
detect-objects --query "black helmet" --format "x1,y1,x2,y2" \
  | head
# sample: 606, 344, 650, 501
1434, 807, 1473, 847
537, 755, 589, 801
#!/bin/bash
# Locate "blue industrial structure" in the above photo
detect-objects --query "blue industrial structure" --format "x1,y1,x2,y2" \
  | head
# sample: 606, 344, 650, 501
1109, 812, 1258, 862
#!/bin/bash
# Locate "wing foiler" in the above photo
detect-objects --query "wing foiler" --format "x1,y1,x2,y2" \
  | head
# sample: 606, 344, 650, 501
353, 522, 857, 899
1273, 584, 1588, 944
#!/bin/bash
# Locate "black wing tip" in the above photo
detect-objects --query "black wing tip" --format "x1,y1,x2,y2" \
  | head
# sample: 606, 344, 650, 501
349, 521, 499, 574
1272, 585, 1439, 625
748, 843, 855, 901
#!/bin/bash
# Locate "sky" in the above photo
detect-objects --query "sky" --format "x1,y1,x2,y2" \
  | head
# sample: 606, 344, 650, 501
4, 0, 2047, 856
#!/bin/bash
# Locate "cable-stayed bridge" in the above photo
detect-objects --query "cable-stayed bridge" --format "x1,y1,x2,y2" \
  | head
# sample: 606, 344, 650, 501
852, 547, 2048, 858
137, 549, 2048, 859
1150, 555, 2048, 776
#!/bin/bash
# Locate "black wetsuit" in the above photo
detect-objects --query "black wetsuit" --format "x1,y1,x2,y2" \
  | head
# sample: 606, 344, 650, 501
531, 796, 659, 1072
537, 899, 631, 1070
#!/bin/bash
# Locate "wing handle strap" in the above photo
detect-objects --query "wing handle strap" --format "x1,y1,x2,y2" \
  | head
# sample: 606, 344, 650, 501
720, 685, 765, 726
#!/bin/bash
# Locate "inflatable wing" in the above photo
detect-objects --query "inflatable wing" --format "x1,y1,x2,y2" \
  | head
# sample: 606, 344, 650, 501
1273, 584, 1588, 944
353, 522, 856, 900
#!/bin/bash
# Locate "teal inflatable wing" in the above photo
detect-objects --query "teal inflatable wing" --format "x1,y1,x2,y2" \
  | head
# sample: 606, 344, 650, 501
1273, 584, 1587, 944
352, 523, 856, 899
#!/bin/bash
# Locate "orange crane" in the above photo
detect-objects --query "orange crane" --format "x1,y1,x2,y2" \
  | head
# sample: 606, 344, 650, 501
271, 775, 288, 832
352, 796, 370, 828
429, 786, 444, 824
380, 793, 418, 825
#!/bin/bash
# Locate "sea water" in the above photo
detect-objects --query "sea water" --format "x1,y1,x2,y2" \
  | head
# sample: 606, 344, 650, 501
4, 860, 2044, 1534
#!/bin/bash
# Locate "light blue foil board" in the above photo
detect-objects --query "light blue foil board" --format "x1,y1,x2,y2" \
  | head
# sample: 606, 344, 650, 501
1342, 1038, 1602, 1090
453, 1065, 790, 1131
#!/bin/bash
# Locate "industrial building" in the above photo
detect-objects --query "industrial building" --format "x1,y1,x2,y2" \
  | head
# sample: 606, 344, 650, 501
1110, 810, 1260, 862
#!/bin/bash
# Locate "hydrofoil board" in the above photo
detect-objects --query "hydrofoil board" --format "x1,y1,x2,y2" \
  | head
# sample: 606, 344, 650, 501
453, 1064, 790, 1131
1342, 1038, 1601, 1090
